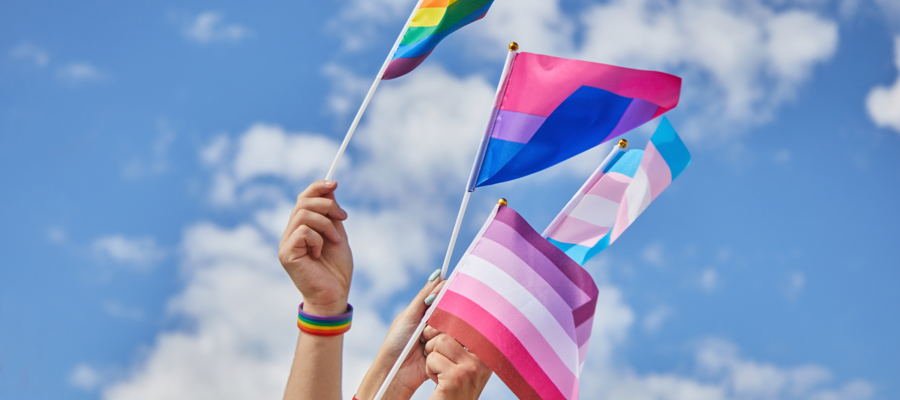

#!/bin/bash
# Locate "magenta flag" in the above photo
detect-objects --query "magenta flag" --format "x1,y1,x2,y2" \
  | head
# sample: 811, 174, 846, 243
472, 52, 681, 189
427, 205, 598, 400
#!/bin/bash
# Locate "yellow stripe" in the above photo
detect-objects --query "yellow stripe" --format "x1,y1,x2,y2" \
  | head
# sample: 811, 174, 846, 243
409, 7, 447, 27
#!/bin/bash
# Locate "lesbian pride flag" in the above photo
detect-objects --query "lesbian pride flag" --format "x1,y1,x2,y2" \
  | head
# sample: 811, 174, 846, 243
543, 117, 691, 265
472, 52, 681, 189
383, 0, 494, 80
427, 205, 598, 400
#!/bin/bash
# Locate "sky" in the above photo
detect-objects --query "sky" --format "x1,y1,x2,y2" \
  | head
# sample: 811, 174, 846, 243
1, 0, 899, 399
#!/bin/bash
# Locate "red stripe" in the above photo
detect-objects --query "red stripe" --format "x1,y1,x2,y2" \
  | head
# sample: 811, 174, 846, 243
431, 291, 569, 400
429, 308, 544, 400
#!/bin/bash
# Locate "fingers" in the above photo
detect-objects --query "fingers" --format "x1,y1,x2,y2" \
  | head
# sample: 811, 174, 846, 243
425, 334, 469, 364
284, 225, 325, 259
425, 351, 455, 384
286, 208, 343, 244
422, 325, 441, 343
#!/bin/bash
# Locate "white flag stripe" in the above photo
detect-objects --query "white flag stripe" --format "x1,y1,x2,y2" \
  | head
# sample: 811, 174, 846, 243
462, 255, 580, 375
567, 194, 620, 228
625, 166, 653, 223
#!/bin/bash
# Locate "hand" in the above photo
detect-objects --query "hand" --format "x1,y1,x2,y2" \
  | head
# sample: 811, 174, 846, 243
355, 272, 445, 400
278, 180, 352, 316
423, 328, 492, 400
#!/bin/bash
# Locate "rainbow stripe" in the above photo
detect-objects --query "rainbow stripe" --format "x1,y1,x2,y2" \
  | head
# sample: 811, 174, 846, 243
544, 117, 691, 265
297, 303, 353, 336
382, 0, 494, 80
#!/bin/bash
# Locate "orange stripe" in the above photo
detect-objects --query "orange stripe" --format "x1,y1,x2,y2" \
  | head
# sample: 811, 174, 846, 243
420, 0, 450, 8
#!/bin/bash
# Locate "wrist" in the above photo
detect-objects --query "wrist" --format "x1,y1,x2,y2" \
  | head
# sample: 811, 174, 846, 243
302, 299, 349, 317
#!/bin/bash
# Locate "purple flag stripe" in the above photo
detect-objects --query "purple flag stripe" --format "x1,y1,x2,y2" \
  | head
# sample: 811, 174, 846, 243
607, 98, 660, 139
490, 109, 547, 143
481, 221, 591, 309
471, 239, 579, 342
494, 207, 600, 299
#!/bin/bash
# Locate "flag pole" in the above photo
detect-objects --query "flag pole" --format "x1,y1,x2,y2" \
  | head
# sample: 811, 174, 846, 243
372, 202, 504, 400
438, 42, 519, 279
324, 0, 425, 180
541, 139, 629, 237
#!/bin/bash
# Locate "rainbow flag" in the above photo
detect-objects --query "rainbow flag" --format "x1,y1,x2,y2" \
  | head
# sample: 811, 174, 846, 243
382, 0, 494, 80
471, 52, 682, 189
428, 204, 598, 400
544, 117, 691, 265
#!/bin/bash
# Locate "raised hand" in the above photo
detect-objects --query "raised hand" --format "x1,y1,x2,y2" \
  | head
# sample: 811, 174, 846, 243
279, 180, 352, 316
423, 327, 492, 400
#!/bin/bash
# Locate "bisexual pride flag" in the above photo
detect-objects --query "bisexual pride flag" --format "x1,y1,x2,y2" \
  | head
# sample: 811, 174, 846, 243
471, 52, 682, 189
383, 0, 494, 80
543, 117, 691, 265
428, 204, 598, 400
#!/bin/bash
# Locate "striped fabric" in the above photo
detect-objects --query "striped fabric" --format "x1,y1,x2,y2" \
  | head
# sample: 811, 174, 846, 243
382, 0, 494, 80
544, 117, 691, 265
428, 205, 598, 400
473, 52, 681, 188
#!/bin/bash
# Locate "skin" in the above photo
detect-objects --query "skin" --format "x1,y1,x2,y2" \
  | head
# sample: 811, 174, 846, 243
355, 279, 445, 400
279, 180, 492, 400
280, 180, 352, 400
422, 325, 492, 400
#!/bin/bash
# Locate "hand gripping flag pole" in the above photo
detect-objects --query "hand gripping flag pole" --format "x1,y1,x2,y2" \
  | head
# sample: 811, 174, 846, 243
438, 42, 519, 279
323, 0, 426, 180
372, 200, 505, 400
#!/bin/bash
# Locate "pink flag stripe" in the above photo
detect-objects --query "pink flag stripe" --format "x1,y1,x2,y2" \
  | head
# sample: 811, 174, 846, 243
544, 216, 610, 248
451, 272, 580, 396
500, 52, 682, 117
585, 172, 632, 202
433, 291, 570, 400
493, 207, 600, 302
641, 141, 673, 201
471, 239, 579, 341
482, 220, 591, 310
457, 258, 579, 374
429, 308, 546, 400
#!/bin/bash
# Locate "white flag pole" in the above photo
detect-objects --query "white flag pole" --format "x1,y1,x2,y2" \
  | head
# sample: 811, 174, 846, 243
372, 203, 503, 400
541, 139, 629, 237
324, 0, 425, 181
438, 43, 519, 279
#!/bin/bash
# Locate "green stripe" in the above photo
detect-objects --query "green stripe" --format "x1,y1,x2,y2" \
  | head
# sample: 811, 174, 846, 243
298, 317, 352, 327
400, 0, 492, 45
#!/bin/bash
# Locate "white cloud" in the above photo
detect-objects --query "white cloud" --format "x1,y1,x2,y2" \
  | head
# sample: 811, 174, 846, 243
182, 12, 250, 44
866, 36, 900, 134
57, 62, 103, 84
10, 42, 49, 67
70, 363, 103, 391
643, 305, 674, 334
787, 272, 806, 300
123, 121, 177, 179
93, 235, 166, 270
643, 242, 666, 266
700, 268, 720, 292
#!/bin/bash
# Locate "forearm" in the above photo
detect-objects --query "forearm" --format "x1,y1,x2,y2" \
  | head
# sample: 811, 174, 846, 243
355, 351, 417, 400
283, 303, 346, 400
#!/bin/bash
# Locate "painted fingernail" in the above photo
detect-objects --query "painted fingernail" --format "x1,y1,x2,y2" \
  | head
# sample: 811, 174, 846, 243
424, 294, 436, 306
428, 269, 441, 282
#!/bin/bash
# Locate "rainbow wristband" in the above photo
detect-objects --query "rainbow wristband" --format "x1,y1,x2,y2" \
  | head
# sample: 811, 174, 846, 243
298, 303, 353, 336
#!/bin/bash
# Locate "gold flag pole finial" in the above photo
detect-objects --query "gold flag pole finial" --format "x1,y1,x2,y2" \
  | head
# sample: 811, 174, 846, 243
618, 139, 628, 148
498, 198, 508, 206
509, 42, 519, 51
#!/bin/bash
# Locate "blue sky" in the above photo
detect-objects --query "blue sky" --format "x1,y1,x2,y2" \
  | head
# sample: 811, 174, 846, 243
1, 0, 899, 399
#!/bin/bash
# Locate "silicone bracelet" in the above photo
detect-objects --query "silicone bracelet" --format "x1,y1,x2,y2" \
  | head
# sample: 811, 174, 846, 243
298, 303, 353, 336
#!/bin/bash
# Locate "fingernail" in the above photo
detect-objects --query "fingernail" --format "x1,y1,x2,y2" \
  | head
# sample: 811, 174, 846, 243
428, 269, 441, 282
325, 180, 336, 186
424, 294, 436, 306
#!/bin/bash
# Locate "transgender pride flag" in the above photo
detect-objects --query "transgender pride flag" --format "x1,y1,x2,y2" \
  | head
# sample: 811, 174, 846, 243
427, 205, 598, 400
471, 52, 682, 189
544, 117, 691, 265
